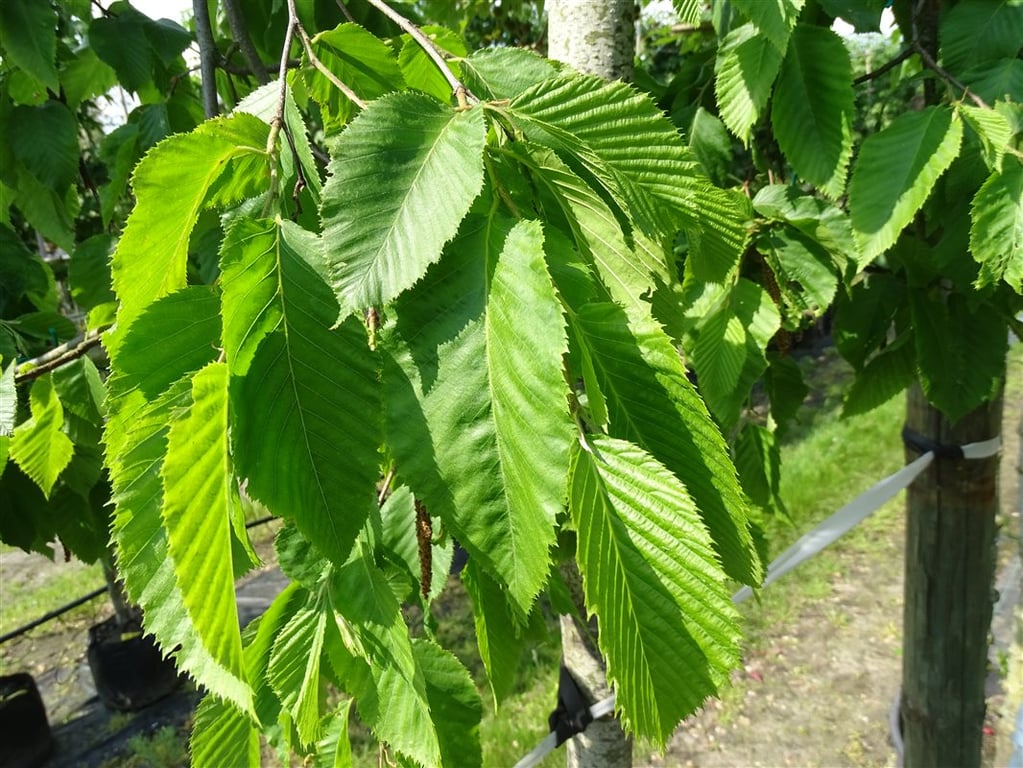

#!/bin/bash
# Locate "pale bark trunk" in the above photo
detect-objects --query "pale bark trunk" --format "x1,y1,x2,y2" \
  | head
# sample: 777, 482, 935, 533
548, 5, 637, 764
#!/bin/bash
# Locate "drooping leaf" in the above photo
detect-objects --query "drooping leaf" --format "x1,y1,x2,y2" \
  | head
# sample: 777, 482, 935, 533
939, 0, 1023, 74
688, 107, 735, 188
161, 361, 250, 711
69, 234, 117, 312
849, 106, 963, 263
10, 375, 74, 499
715, 23, 784, 145
321, 92, 486, 317
230, 220, 380, 566
8, 102, 79, 192
910, 290, 1007, 421
376, 485, 452, 604
268, 600, 328, 747
733, 0, 805, 52
383, 217, 572, 613
569, 436, 741, 744
460, 47, 561, 101
505, 73, 750, 271
88, 5, 190, 93
462, 560, 528, 705
960, 104, 1013, 172
834, 272, 904, 370
110, 113, 269, 338
752, 185, 860, 269
412, 639, 483, 768
59, 46, 118, 109
570, 301, 762, 585
963, 60, 1023, 105
734, 421, 786, 515
0, 0, 58, 92
191, 693, 260, 768
971, 158, 1023, 293
757, 226, 839, 324
842, 338, 916, 417
312, 702, 353, 768
672, 0, 703, 26
771, 25, 854, 198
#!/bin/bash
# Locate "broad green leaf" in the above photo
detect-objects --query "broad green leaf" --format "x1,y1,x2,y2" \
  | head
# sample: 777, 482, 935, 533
412, 639, 483, 768
162, 362, 249, 710
383, 217, 572, 613
327, 553, 440, 766
733, 0, 805, 52
850, 106, 963, 263
971, 159, 1023, 292
504, 74, 750, 272
0, 0, 58, 92
305, 23, 405, 133
398, 27, 466, 103
569, 436, 741, 743
571, 301, 762, 585
268, 601, 327, 747
69, 234, 116, 312
321, 93, 486, 317
376, 485, 453, 604
9, 102, 79, 192
88, 5, 190, 93
691, 278, 780, 428
910, 290, 1007, 421
734, 422, 786, 514
963, 60, 1023, 105
10, 166, 76, 252
771, 25, 854, 198
939, 0, 1023, 74
763, 353, 807, 430
689, 107, 734, 188
672, 0, 703, 26
312, 702, 353, 768
229, 220, 379, 566
843, 339, 916, 417
60, 46, 118, 109
715, 24, 783, 145
753, 185, 859, 268
833, 272, 904, 370
463, 560, 528, 705
460, 48, 561, 100
0, 223, 52, 312
10, 375, 73, 498
960, 105, 1013, 172
51, 356, 105, 425
111, 113, 269, 338
757, 226, 839, 324
98, 123, 142, 228
191, 694, 260, 768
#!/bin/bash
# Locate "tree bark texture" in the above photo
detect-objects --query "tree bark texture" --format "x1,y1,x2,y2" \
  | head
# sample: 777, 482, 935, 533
547, 0, 637, 82
901, 383, 1003, 767
547, 4, 637, 765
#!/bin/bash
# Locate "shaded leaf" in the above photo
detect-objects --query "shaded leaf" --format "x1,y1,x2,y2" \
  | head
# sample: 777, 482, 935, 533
0, 0, 58, 91
971, 158, 1023, 292
939, 0, 1023, 74
843, 338, 916, 417
413, 639, 483, 768
9, 102, 79, 192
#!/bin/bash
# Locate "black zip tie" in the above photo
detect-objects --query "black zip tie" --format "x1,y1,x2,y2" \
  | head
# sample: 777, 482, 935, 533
901, 426, 965, 460
548, 664, 594, 747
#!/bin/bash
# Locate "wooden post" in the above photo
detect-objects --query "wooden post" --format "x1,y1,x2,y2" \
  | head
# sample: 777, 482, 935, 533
901, 383, 1003, 766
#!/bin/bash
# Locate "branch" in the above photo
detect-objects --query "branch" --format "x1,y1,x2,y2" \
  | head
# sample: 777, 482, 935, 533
294, 22, 367, 109
223, 0, 270, 85
853, 47, 914, 86
912, 41, 990, 108
192, 0, 220, 118
362, 0, 476, 105
335, 0, 357, 24
14, 331, 105, 386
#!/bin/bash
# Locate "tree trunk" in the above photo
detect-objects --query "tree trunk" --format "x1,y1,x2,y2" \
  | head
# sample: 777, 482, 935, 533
547, 4, 637, 765
901, 383, 1003, 767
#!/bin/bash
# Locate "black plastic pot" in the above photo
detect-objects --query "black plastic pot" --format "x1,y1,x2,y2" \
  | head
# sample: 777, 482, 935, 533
0, 673, 53, 768
86, 614, 182, 711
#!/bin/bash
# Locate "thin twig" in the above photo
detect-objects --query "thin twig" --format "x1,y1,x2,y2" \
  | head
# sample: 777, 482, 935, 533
295, 22, 368, 108
853, 47, 914, 86
192, 0, 220, 118
223, 0, 270, 84
362, 0, 475, 104
335, 0, 357, 23
912, 41, 989, 108
14, 332, 105, 386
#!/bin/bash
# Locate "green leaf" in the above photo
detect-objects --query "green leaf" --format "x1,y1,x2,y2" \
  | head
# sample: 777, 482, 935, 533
10, 166, 76, 252
111, 114, 269, 339
571, 302, 762, 585
849, 106, 963, 263
834, 272, 903, 370
229, 220, 380, 566
715, 24, 784, 145
569, 436, 741, 744
460, 48, 561, 101
689, 107, 734, 188
842, 338, 916, 417
9, 102, 79, 192
963, 60, 1023, 105
98, 124, 141, 228
321, 93, 486, 317
672, 0, 703, 26
412, 639, 483, 768
763, 353, 807, 429
758, 226, 839, 324
506, 74, 750, 270
752, 185, 859, 268
313, 703, 353, 768
398, 27, 466, 103
191, 694, 260, 768
88, 5, 190, 93
0, 362, 14, 437
162, 362, 250, 711
0, 223, 52, 312
939, 0, 1023, 74
771, 25, 854, 198
0, 0, 58, 92
51, 356, 105, 425
305, 23, 405, 133
960, 104, 1013, 172
462, 560, 527, 705
69, 234, 117, 311
376, 485, 452, 604
268, 600, 327, 747
971, 158, 1023, 293
691, 278, 780, 428
60, 46, 118, 109
910, 290, 1007, 421
733, 0, 805, 51
383, 217, 572, 613
10, 375, 73, 499
734, 422, 786, 514
327, 553, 440, 766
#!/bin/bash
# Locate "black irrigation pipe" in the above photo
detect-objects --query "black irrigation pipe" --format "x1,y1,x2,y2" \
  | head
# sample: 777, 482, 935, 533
0, 515, 279, 647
